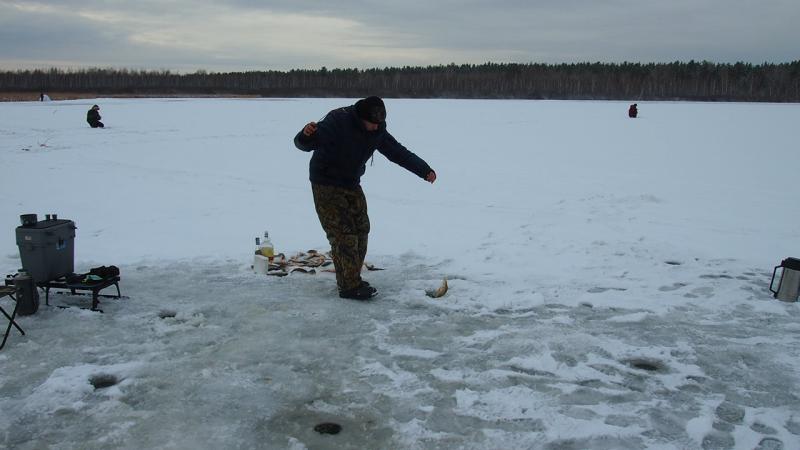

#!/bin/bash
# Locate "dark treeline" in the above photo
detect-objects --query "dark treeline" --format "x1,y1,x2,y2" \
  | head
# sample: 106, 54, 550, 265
2, 61, 799, 102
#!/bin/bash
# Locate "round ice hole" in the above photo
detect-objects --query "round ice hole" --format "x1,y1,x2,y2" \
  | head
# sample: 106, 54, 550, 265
314, 422, 342, 435
89, 373, 119, 390
626, 358, 665, 372
158, 309, 177, 319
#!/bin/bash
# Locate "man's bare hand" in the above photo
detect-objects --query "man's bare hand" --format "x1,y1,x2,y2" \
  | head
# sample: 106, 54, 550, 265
426, 171, 437, 183
302, 122, 318, 137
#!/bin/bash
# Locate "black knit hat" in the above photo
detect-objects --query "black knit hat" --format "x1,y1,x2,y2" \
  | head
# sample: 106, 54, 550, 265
355, 96, 386, 124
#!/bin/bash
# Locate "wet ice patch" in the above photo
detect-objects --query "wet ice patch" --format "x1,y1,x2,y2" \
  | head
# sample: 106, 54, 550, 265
454, 386, 548, 422
386, 346, 441, 359
567, 288, 646, 310
454, 387, 644, 444
358, 361, 428, 397
606, 312, 651, 323
507, 350, 606, 383
22, 362, 141, 415
403, 273, 546, 314
453, 328, 509, 348
487, 291, 546, 313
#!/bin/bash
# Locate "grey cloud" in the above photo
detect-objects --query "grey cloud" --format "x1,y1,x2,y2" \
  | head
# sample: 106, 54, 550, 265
0, 0, 797, 71
0, 8, 125, 59
230, 0, 800, 63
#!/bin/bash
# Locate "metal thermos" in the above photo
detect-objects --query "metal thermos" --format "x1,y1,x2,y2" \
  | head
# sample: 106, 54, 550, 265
13, 269, 40, 315
770, 257, 800, 302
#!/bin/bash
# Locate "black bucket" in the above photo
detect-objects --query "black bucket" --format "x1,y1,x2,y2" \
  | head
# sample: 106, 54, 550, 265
13, 270, 39, 315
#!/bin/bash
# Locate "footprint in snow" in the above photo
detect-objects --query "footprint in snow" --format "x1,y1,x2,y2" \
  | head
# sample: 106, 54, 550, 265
587, 287, 627, 293
658, 282, 687, 292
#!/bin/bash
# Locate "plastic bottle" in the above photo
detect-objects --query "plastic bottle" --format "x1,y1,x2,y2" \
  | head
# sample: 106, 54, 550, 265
253, 237, 268, 274
259, 231, 274, 263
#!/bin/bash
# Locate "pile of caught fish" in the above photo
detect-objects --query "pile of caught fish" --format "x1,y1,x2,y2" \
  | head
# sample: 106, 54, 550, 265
266, 250, 383, 276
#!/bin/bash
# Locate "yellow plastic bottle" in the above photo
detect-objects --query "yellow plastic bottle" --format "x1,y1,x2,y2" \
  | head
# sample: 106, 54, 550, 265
259, 231, 274, 263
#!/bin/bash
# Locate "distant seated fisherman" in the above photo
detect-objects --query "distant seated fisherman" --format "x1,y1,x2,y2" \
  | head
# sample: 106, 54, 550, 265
628, 103, 638, 118
87, 104, 104, 128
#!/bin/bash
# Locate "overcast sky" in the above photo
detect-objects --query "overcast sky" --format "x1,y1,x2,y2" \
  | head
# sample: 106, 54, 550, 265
1, 0, 798, 72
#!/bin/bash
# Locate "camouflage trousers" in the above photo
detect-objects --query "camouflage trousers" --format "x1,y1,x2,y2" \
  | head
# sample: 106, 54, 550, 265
311, 183, 370, 292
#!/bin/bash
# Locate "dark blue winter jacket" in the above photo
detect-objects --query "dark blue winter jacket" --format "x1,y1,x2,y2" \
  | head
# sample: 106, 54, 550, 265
294, 104, 433, 188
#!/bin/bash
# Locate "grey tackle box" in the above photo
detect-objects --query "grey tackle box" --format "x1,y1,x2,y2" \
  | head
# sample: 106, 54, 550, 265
16, 218, 76, 283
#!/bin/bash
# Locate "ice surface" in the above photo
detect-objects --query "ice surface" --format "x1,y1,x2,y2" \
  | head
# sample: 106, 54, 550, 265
0, 98, 799, 449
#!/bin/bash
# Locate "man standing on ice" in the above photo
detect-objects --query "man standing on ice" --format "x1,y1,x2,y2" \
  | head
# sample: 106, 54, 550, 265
294, 96, 436, 301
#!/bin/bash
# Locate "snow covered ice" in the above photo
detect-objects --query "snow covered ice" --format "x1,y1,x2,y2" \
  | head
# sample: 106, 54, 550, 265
1, 98, 799, 449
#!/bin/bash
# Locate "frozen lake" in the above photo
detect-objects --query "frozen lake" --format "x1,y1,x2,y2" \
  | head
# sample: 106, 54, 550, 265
1, 98, 799, 449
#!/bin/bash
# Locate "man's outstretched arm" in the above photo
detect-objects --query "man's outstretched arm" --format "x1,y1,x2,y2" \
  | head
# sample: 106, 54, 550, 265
378, 133, 436, 184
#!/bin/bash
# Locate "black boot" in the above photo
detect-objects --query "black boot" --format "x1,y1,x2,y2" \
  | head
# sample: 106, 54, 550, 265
339, 283, 377, 300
